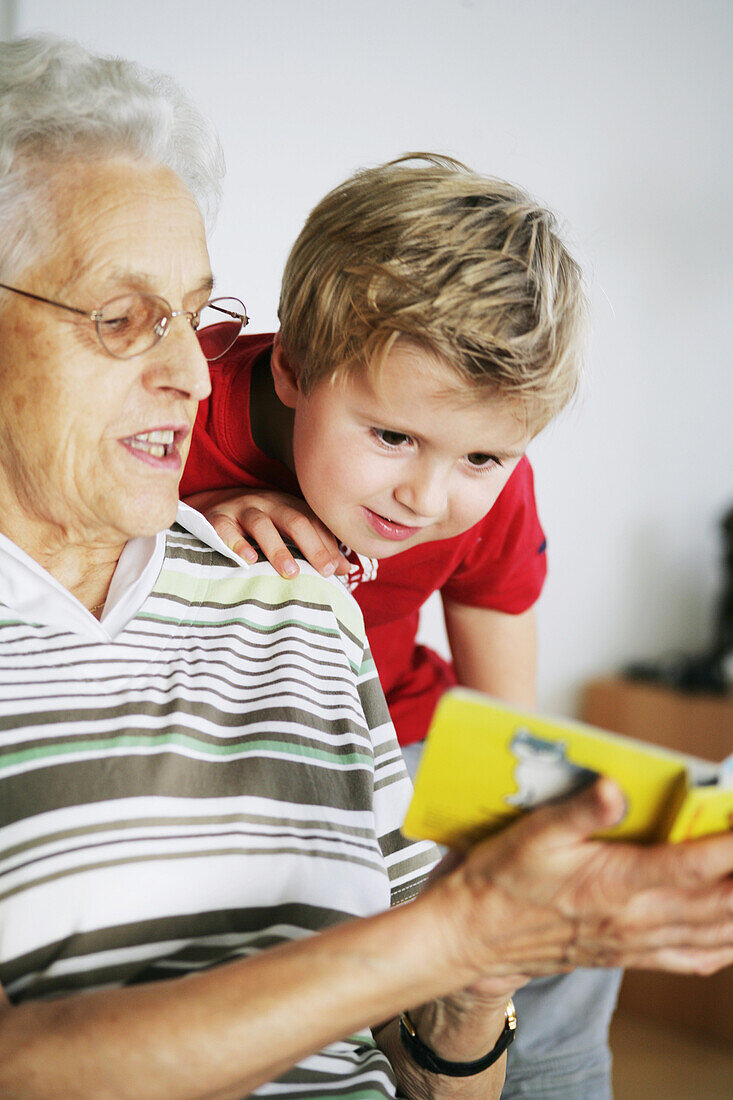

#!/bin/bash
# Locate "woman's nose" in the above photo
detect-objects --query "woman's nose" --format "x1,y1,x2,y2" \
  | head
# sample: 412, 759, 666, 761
146, 319, 212, 402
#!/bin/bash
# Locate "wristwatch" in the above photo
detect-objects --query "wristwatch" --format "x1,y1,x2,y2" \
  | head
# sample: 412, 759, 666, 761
399, 999, 517, 1077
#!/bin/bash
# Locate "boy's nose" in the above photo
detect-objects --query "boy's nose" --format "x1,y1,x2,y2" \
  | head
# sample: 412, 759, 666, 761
393, 464, 449, 519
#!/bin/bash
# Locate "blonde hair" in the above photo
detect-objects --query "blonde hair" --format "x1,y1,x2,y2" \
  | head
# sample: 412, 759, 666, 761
278, 154, 587, 431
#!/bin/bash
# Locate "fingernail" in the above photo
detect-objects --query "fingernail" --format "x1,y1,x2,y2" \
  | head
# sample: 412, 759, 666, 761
282, 561, 298, 577
321, 562, 336, 577
236, 543, 257, 563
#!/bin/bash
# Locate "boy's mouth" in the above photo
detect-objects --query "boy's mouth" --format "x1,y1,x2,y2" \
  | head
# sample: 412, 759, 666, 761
362, 507, 423, 541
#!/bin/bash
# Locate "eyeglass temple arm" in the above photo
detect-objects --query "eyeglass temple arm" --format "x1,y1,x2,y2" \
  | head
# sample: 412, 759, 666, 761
207, 302, 249, 324
0, 282, 248, 329
0, 282, 92, 318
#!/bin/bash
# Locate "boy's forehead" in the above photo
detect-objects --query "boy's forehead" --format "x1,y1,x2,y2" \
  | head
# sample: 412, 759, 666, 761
362, 341, 530, 417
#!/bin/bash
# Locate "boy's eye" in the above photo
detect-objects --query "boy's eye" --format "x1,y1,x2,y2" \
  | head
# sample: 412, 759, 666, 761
465, 452, 499, 470
373, 429, 412, 448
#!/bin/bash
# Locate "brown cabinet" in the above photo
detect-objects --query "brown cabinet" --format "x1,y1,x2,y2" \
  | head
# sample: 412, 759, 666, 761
582, 677, 733, 1045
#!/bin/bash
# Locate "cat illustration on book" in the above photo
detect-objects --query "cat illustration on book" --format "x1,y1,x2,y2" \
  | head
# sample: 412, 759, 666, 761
403, 691, 732, 846
506, 728, 598, 809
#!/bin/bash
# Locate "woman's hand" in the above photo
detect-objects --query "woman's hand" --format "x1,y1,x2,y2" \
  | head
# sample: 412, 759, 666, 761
375, 778, 732, 1097
429, 777, 733, 993
185, 488, 351, 579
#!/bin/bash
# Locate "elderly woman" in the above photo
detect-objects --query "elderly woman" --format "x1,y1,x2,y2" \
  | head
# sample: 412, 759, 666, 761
0, 35, 731, 1100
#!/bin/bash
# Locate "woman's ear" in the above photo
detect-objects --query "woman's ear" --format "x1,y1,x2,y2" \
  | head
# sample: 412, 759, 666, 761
271, 333, 301, 409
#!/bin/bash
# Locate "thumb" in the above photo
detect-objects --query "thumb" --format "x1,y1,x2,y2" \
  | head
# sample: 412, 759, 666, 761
525, 777, 627, 848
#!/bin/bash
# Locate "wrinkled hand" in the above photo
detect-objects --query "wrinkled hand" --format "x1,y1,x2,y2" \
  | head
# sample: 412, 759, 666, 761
432, 778, 733, 1001
186, 488, 351, 579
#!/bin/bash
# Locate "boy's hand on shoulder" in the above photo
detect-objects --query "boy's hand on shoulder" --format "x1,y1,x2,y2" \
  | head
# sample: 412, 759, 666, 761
185, 487, 350, 579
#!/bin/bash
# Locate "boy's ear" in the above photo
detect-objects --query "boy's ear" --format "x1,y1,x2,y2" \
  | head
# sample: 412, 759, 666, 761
271, 333, 301, 409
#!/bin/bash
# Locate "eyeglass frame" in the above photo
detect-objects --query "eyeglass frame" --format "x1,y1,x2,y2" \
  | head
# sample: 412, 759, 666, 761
0, 281, 248, 361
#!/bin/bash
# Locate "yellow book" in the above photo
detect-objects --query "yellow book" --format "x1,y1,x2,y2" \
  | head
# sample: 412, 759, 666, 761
402, 688, 733, 848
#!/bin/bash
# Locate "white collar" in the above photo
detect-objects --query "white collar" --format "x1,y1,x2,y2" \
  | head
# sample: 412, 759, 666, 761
0, 502, 245, 641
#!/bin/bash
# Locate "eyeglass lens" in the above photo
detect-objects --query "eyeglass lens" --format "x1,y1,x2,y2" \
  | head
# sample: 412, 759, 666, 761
196, 300, 247, 361
94, 295, 246, 360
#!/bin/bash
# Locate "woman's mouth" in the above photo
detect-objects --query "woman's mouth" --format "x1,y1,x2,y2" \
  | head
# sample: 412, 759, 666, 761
363, 507, 422, 541
120, 428, 185, 469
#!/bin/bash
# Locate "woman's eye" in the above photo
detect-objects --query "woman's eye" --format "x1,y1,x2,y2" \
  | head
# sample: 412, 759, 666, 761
373, 429, 412, 448
101, 314, 131, 330
465, 452, 499, 470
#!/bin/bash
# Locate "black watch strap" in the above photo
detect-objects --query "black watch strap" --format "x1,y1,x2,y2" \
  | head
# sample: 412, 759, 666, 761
398, 1000, 517, 1077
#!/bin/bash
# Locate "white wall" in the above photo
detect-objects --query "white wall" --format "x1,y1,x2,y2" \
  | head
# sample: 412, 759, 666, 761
0, 1, 16, 39
12, 0, 733, 717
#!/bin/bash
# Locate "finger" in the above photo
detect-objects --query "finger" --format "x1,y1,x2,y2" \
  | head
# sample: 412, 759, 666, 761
526, 908, 733, 972
301, 521, 351, 575
514, 777, 627, 850
617, 943, 733, 976
565, 879, 733, 970
273, 504, 349, 577
600, 885, 733, 962
582, 912, 733, 969
283, 513, 345, 577
620, 876, 733, 932
619, 831, 733, 897
212, 493, 346, 578
619, 914, 733, 954
319, 541, 351, 576
238, 511, 300, 578
459, 779, 626, 909
207, 512, 258, 564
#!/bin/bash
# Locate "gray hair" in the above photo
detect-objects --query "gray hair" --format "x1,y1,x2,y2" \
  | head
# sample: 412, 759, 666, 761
0, 34, 225, 281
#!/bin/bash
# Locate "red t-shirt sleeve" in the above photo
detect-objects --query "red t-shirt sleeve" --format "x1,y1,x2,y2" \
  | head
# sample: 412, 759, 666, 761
180, 387, 239, 497
441, 455, 547, 614
180, 333, 299, 499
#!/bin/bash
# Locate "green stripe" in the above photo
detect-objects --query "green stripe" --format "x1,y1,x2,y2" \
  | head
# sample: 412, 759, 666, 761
0, 733, 374, 770
345, 1031, 377, 1049
156, 557, 365, 640
138, 607, 339, 637
359, 652, 377, 678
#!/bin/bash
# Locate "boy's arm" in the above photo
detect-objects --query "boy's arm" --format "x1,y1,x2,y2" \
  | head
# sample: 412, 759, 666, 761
442, 600, 537, 708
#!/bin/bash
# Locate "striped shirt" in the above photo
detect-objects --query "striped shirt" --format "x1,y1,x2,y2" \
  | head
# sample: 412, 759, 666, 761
0, 508, 436, 1098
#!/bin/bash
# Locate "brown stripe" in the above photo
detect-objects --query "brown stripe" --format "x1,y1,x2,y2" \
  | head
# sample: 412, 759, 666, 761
0, 751, 377, 825
3, 901, 348, 998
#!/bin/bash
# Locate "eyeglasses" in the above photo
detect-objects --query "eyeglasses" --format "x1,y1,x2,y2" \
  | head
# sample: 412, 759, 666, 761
0, 282, 248, 361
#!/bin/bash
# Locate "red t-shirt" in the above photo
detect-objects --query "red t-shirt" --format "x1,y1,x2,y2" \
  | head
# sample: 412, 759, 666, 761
182, 334, 547, 745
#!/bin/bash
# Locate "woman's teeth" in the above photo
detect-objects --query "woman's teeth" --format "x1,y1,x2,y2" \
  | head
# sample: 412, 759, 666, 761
128, 429, 174, 458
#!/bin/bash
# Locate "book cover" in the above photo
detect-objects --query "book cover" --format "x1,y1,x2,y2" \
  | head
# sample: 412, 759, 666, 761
402, 688, 733, 848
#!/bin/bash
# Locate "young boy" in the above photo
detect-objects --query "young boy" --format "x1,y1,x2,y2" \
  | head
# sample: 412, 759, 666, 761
181, 155, 578, 737
181, 155, 620, 1099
